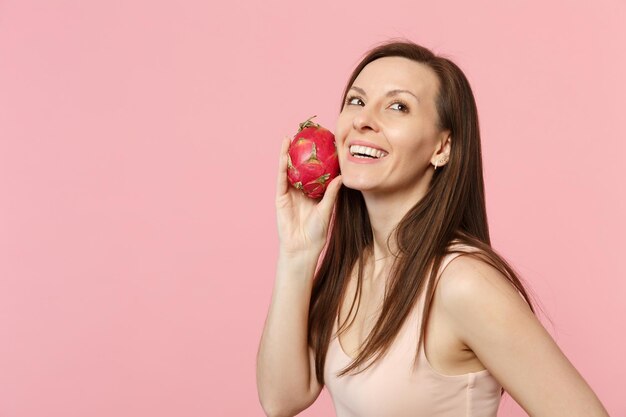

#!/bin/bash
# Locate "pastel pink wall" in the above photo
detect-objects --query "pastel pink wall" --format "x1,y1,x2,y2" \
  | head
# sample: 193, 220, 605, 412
0, 0, 623, 416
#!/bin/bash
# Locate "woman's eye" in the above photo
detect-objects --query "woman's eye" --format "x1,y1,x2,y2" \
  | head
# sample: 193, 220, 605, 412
389, 101, 409, 112
345, 96, 364, 106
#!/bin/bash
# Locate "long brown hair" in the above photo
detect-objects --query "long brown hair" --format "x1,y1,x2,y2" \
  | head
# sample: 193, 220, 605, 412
308, 39, 542, 396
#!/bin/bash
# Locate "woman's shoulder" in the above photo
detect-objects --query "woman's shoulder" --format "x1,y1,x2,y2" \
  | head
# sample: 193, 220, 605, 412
437, 243, 529, 311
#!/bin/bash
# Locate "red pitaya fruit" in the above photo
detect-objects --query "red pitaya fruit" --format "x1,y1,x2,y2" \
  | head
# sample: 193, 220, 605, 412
287, 115, 340, 199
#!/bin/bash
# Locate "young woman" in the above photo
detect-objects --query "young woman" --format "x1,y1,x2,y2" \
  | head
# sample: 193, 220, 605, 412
257, 40, 610, 417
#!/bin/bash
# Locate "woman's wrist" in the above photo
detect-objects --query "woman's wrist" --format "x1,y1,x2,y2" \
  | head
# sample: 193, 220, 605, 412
275, 249, 321, 286
277, 247, 321, 264
278, 242, 324, 260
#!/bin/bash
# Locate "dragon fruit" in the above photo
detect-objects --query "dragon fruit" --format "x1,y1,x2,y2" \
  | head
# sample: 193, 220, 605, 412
287, 116, 340, 199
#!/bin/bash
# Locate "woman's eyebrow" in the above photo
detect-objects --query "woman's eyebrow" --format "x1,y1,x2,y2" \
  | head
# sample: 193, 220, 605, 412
350, 85, 419, 102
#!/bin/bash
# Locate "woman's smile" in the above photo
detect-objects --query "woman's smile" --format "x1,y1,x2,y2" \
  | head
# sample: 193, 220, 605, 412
346, 140, 389, 164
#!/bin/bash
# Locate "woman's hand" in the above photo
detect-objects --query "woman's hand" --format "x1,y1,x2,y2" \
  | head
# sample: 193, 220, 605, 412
275, 135, 343, 256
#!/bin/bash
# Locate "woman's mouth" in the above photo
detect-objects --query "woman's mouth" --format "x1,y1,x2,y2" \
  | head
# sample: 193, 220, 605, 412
349, 145, 388, 159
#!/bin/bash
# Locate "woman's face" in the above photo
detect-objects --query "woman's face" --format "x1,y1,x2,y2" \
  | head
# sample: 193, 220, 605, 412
335, 56, 450, 196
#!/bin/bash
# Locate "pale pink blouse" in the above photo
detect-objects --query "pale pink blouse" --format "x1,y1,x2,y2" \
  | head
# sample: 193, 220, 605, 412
324, 250, 503, 417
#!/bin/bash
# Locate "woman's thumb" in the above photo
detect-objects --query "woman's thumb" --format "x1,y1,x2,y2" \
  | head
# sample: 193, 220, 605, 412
318, 175, 343, 216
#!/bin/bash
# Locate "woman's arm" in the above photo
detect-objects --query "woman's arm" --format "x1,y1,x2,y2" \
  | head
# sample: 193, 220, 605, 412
256, 136, 343, 416
438, 256, 610, 417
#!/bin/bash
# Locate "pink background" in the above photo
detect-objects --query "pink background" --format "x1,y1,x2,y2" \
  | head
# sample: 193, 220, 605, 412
0, 0, 624, 416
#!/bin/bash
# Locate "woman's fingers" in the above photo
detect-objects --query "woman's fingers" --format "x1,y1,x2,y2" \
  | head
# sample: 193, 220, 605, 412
275, 135, 291, 198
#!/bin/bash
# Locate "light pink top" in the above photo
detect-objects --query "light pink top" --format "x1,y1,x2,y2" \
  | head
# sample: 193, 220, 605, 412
324, 251, 503, 417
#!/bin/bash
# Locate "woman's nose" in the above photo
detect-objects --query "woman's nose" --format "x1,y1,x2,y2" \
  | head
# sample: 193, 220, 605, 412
352, 106, 379, 132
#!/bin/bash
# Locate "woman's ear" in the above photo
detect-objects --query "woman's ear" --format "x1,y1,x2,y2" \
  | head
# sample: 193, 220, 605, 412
430, 131, 452, 168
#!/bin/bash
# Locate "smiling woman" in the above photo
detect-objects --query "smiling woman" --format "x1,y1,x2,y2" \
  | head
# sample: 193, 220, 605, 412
256, 39, 610, 417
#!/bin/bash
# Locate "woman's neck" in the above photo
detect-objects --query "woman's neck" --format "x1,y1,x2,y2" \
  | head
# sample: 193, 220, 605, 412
360, 183, 430, 261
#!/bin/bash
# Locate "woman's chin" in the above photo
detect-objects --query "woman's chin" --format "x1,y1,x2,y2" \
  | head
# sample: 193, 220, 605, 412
341, 177, 378, 192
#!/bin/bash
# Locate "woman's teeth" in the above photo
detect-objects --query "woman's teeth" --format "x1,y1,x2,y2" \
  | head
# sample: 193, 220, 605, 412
349, 145, 388, 159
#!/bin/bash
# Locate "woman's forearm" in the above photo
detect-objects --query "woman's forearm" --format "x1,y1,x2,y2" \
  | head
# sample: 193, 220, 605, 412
256, 251, 320, 416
